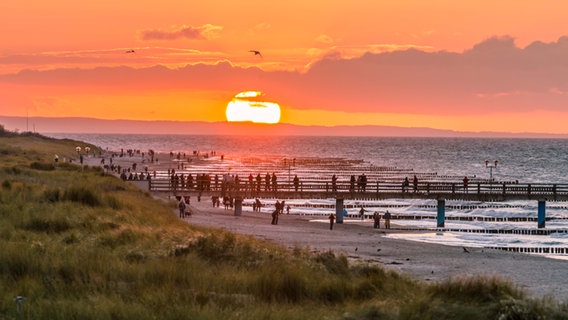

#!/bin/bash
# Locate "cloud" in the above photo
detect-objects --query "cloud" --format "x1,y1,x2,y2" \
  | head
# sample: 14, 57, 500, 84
291, 36, 568, 115
140, 24, 223, 41
2, 36, 568, 119
0, 47, 226, 72
315, 34, 334, 44
249, 23, 271, 36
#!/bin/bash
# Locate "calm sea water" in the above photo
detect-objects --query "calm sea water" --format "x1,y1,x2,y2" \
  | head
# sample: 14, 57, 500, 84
48, 134, 568, 183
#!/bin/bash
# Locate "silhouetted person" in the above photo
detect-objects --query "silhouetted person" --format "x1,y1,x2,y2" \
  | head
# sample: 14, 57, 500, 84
413, 175, 418, 193
332, 174, 337, 192
373, 211, 381, 229
328, 213, 335, 230
384, 210, 392, 229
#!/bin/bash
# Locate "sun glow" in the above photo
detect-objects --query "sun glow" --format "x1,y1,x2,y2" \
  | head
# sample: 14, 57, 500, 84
225, 91, 281, 124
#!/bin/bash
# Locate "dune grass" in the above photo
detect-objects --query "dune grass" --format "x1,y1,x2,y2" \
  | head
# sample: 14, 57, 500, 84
0, 131, 567, 319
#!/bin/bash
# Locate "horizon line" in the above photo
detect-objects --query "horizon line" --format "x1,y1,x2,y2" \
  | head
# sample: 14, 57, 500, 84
2, 115, 568, 138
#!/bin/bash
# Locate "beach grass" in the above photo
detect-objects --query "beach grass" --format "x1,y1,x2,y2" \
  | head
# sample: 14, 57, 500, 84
0, 129, 566, 319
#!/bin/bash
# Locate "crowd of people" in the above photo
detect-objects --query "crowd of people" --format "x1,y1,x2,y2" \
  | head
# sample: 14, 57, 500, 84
97, 148, 449, 232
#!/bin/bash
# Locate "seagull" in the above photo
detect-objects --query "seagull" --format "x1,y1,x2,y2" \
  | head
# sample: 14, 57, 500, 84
463, 247, 470, 253
125, 49, 135, 54
249, 50, 263, 59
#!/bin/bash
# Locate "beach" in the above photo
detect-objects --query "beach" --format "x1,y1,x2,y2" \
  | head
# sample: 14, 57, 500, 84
86, 150, 568, 301
179, 198, 568, 301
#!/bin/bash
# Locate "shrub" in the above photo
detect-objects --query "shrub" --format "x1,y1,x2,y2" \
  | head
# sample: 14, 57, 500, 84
316, 278, 351, 303
30, 161, 55, 171
4, 166, 21, 174
98, 229, 139, 249
126, 250, 146, 263
63, 185, 101, 206
314, 250, 349, 275
62, 233, 79, 244
104, 195, 123, 209
1, 179, 11, 190
193, 233, 237, 262
428, 276, 523, 303
23, 217, 71, 233
43, 188, 61, 202
255, 266, 309, 303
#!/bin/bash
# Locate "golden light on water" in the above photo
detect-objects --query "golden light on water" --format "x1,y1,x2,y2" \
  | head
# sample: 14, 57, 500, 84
226, 91, 281, 124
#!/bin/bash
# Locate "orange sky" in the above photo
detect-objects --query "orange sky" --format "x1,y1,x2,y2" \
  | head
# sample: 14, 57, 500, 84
2, 1, 568, 134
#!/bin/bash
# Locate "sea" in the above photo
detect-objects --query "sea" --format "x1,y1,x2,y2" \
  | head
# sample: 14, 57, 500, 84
47, 134, 568, 259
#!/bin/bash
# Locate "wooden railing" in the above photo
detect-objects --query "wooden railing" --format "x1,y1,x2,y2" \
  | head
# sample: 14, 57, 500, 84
146, 177, 568, 201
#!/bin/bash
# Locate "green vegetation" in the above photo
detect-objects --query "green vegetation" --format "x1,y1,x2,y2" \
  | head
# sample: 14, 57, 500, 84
0, 129, 567, 319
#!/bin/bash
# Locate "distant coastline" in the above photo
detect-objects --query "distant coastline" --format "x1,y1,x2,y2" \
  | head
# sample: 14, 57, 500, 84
2, 115, 567, 138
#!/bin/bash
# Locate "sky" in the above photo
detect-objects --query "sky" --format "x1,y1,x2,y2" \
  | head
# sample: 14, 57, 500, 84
1, 0, 568, 134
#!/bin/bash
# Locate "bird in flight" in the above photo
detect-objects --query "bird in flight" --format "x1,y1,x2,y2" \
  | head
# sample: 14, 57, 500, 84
125, 49, 135, 54
249, 50, 262, 59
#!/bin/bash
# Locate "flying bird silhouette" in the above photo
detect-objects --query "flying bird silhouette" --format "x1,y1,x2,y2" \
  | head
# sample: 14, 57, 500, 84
249, 50, 263, 59
125, 49, 135, 54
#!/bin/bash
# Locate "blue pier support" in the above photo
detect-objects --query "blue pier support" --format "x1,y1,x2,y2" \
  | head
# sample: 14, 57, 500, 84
336, 198, 344, 224
538, 200, 546, 228
437, 199, 446, 228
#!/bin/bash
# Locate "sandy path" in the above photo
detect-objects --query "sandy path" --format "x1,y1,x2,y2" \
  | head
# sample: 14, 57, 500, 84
183, 199, 568, 301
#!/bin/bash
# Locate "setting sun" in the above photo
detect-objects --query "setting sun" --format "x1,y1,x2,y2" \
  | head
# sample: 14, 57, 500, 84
225, 91, 281, 124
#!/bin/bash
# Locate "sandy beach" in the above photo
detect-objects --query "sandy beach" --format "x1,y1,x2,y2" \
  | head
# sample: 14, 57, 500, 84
88, 152, 568, 301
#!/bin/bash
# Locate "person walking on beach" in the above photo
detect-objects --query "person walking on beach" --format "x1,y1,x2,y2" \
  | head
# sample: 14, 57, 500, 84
328, 213, 335, 230
359, 206, 366, 220
178, 198, 186, 219
256, 198, 262, 212
384, 210, 392, 229
373, 211, 381, 229
271, 209, 279, 225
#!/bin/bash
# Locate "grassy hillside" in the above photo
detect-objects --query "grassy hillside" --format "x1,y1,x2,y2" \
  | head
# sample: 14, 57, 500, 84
0, 130, 566, 319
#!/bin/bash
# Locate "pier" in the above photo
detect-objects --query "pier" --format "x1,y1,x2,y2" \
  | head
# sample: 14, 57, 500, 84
144, 178, 568, 229
147, 178, 568, 202
148, 177, 568, 202
119, 155, 568, 230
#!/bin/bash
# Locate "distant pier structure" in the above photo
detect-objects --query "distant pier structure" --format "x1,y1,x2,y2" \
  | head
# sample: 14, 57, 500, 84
133, 155, 567, 229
